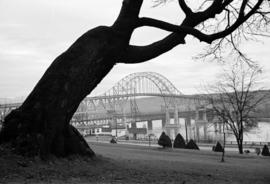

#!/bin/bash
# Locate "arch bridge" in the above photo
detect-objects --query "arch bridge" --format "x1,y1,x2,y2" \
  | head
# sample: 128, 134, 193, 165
76, 72, 204, 111
0, 72, 213, 140
72, 72, 211, 140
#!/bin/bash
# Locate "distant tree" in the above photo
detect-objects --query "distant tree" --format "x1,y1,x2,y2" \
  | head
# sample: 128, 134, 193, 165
110, 137, 117, 144
255, 147, 261, 155
0, 0, 269, 158
186, 139, 199, 150
173, 133, 186, 148
205, 65, 267, 154
213, 141, 224, 153
261, 145, 270, 156
158, 132, 172, 148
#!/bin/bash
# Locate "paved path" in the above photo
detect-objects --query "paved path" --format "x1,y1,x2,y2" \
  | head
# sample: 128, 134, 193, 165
86, 138, 253, 153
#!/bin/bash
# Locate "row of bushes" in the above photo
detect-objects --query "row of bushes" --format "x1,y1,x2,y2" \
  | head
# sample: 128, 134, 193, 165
261, 145, 270, 156
158, 132, 270, 156
158, 132, 199, 150
212, 141, 270, 156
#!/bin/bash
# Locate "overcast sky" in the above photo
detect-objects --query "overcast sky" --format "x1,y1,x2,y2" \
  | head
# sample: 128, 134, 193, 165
0, 0, 270, 99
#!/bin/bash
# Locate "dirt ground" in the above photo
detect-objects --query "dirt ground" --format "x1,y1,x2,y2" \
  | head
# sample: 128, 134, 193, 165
0, 142, 270, 184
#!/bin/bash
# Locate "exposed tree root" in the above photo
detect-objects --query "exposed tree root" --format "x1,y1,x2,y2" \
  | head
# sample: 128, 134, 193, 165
0, 109, 95, 159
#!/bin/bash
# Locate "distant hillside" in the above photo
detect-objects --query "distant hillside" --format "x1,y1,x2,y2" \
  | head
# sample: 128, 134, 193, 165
125, 90, 270, 118
1, 90, 269, 118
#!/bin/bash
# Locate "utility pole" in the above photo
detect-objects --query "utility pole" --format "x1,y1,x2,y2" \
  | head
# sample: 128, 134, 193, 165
115, 118, 118, 139
221, 120, 226, 162
185, 118, 188, 142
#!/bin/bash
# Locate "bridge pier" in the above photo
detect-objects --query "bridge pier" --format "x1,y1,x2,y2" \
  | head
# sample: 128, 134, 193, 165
194, 107, 211, 142
165, 108, 170, 125
162, 118, 166, 129
185, 117, 191, 141
213, 122, 221, 140
168, 128, 177, 140
195, 124, 200, 141
163, 107, 181, 139
214, 122, 218, 139
131, 122, 137, 128
174, 108, 180, 134
219, 122, 222, 134
147, 120, 152, 130
203, 124, 207, 140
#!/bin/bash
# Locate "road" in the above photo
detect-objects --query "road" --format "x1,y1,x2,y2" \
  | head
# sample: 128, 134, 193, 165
85, 136, 253, 152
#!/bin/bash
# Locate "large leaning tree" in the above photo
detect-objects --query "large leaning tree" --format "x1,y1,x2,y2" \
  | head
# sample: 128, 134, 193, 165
0, 0, 269, 159
205, 64, 267, 154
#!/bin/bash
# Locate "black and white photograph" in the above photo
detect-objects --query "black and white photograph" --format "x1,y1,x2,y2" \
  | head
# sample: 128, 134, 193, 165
0, 0, 270, 183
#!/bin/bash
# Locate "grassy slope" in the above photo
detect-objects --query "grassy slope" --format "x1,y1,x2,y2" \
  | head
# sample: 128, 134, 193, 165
0, 143, 270, 184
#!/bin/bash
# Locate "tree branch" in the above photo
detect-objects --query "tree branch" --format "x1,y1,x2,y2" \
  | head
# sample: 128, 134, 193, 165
118, 33, 186, 63
239, 0, 249, 18
118, 0, 234, 64
118, 0, 264, 64
178, 0, 193, 16
137, 17, 213, 43
139, 0, 263, 44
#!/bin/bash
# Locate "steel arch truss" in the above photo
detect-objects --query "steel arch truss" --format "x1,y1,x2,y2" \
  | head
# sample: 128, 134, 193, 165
104, 72, 182, 97
73, 72, 185, 121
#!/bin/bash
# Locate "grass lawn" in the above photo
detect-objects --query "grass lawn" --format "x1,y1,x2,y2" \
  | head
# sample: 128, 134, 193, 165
0, 142, 269, 183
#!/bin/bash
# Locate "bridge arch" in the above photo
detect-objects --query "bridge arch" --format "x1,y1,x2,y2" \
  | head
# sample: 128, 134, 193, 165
75, 72, 185, 121
102, 72, 183, 97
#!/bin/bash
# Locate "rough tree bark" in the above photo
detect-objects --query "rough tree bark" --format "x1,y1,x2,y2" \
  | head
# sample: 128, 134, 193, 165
237, 138, 244, 154
0, 0, 144, 159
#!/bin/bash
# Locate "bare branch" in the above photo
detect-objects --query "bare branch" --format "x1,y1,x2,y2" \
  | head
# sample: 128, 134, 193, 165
178, 0, 193, 16
136, 17, 214, 43
203, 64, 266, 153
119, 0, 268, 64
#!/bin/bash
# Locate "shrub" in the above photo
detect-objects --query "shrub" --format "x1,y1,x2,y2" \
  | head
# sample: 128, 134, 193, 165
213, 142, 224, 152
173, 133, 186, 148
261, 145, 270, 156
110, 138, 117, 144
186, 139, 199, 150
255, 147, 261, 155
158, 132, 172, 148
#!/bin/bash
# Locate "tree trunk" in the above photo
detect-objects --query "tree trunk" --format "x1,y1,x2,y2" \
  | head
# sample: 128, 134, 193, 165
0, 0, 146, 159
237, 139, 243, 154
0, 26, 128, 158
221, 123, 225, 162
